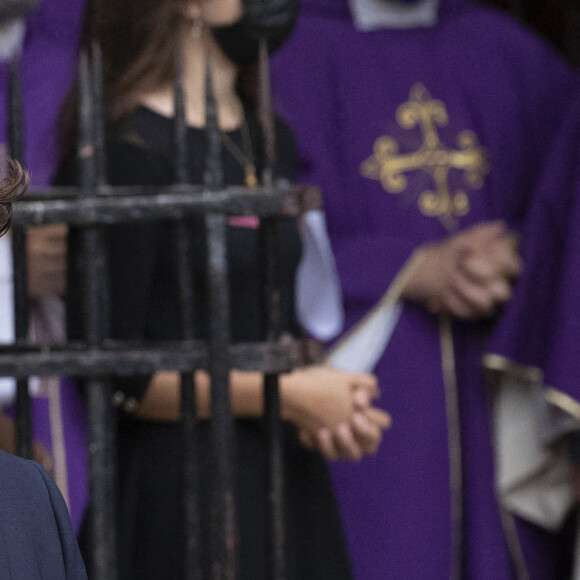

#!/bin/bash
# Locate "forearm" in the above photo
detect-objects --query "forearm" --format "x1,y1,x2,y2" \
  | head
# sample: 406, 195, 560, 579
134, 367, 388, 461
134, 366, 369, 432
136, 369, 268, 422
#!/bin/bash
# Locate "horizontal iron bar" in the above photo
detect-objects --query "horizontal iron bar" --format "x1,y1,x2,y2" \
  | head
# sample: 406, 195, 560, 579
13, 184, 300, 226
0, 339, 303, 378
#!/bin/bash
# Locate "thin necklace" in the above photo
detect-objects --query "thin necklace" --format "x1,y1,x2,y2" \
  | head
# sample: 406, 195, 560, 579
220, 118, 258, 188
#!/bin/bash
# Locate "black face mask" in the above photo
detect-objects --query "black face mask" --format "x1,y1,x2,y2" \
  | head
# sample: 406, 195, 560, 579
212, 0, 299, 67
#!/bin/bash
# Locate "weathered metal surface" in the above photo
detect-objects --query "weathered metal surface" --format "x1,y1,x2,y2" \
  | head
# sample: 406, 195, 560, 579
11, 184, 299, 226
204, 61, 236, 580
173, 45, 202, 580
8, 55, 32, 460
0, 340, 302, 378
79, 50, 118, 580
7, 35, 299, 580
258, 42, 287, 579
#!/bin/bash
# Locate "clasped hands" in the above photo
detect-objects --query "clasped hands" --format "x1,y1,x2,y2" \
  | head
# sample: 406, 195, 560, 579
403, 220, 523, 320
281, 366, 391, 462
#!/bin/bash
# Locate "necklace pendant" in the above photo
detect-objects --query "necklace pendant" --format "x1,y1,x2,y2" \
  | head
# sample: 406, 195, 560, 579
245, 167, 258, 188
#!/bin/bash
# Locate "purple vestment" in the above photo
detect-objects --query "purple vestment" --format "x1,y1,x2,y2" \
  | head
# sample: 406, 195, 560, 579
0, 0, 85, 185
0, 0, 87, 531
488, 98, 580, 423
271, 0, 577, 577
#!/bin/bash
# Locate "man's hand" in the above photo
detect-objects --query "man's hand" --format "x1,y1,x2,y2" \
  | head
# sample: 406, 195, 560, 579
403, 220, 522, 319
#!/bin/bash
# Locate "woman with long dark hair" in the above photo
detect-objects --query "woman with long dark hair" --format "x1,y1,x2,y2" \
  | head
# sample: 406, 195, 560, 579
56, 0, 390, 578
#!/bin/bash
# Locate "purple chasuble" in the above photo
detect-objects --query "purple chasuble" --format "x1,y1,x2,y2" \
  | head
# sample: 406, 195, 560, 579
271, 0, 577, 577
0, 0, 85, 185
0, 0, 87, 531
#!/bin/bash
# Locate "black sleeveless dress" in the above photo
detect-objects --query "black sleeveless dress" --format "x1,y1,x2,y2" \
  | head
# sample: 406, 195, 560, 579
62, 107, 352, 579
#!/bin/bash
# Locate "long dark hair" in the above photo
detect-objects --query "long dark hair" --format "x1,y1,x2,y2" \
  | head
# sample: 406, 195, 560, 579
58, 0, 257, 164
58, 0, 186, 161
0, 159, 27, 236
82, 0, 187, 117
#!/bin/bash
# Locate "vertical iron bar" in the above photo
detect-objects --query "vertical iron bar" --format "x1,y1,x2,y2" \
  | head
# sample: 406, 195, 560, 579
205, 60, 236, 580
180, 371, 200, 580
8, 54, 32, 459
173, 42, 202, 580
206, 212, 235, 580
258, 38, 286, 579
260, 219, 285, 580
263, 372, 284, 579
79, 51, 117, 580
174, 44, 189, 187
90, 41, 110, 339
91, 42, 107, 190
204, 60, 224, 193
257, 41, 275, 188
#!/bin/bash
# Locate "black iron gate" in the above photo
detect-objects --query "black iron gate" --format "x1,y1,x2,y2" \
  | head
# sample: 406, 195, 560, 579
0, 41, 304, 580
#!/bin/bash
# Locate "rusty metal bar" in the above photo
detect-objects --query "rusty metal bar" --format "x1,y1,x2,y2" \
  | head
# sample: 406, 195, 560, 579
91, 42, 107, 190
260, 219, 285, 580
11, 184, 297, 226
5, 34, 303, 580
204, 61, 224, 194
0, 340, 303, 378
206, 212, 235, 580
258, 41, 287, 580
8, 54, 32, 460
205, 60, 236, 580
258, 41, 275, 188
174, 44, 189, 187
90, 42, 111, 340
263, 373, 284, 579
173, 43, 202, 580
78, 50, 117, 580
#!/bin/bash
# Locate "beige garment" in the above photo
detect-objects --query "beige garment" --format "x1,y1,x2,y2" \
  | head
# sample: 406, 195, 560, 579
483, 355, 579, 535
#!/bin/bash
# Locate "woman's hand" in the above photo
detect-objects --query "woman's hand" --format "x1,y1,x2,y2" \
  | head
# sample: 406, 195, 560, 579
403, 220, 522, 319
280, 365, 391, 461
298, 398, 391, 461
280, 365, 378, 432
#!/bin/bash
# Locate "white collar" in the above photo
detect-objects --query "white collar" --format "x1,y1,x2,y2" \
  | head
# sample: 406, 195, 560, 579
348, 0, 439, 31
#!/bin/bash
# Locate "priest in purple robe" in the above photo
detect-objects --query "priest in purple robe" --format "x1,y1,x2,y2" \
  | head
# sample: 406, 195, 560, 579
484, 97, 580, 577
270, 0, 577, 577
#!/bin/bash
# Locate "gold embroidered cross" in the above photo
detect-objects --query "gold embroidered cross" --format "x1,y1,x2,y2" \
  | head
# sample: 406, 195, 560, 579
360, 83, 489, 231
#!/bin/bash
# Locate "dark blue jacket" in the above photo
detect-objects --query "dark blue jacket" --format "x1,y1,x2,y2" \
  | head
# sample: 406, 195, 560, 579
0, 450, 87, 579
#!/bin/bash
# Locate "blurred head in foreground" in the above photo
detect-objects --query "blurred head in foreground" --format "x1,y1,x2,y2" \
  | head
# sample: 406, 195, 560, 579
0, 159, 27, 236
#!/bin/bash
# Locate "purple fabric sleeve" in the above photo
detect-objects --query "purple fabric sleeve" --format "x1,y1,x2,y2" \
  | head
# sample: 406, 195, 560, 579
488, 97, 580, 400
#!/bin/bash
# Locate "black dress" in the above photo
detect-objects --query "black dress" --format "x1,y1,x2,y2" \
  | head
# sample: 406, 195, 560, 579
63, 107, 352, 579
